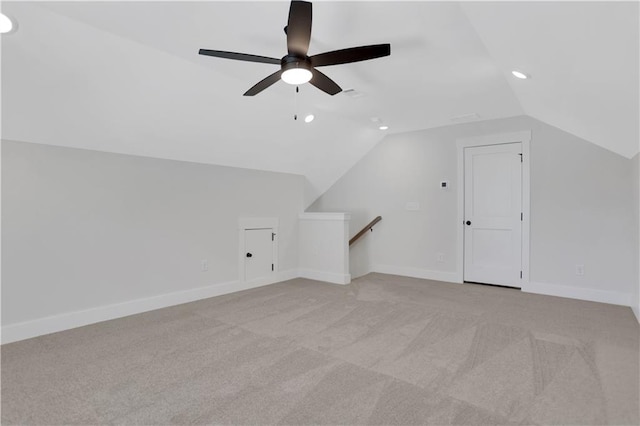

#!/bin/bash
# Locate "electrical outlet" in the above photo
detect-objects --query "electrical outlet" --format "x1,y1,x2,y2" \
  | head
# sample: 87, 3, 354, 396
436, 253, 445, 263
575, 264, 584, 276
201, 259, 209, 272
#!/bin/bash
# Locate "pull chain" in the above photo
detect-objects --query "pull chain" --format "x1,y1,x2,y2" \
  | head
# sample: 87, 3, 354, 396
293, 86, 299, 121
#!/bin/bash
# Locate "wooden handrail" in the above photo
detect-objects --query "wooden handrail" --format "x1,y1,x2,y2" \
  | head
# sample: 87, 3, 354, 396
349, 216, 382, 246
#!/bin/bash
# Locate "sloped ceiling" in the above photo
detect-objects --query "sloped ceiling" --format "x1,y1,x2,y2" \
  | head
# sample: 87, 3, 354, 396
2, 2, 638, 202
461, 1, 639, 159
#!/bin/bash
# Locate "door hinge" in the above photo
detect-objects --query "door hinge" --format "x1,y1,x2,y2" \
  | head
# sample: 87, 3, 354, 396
272, 233, 276, 241
520, 271, 523, 279
521, 212, 523, 221
519, 153, 523, 162
271, 264, 274, 271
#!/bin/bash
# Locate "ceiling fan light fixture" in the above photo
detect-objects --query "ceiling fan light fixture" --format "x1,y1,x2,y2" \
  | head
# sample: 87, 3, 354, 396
379, 125, 389, 130
281, 64, 312, 85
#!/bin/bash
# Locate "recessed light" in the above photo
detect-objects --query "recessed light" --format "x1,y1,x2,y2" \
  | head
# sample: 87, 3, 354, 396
304, 114, 314, 123
511, 70, 529, 79
0, 13, 14, 34
379, 125, 389, 130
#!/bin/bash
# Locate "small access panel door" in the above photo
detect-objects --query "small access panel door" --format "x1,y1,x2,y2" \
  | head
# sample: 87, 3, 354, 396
244, 228, 274, 282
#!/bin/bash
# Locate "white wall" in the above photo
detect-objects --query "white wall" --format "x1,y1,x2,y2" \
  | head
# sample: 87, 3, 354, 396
310, 115, 637, 306
298, 213, 351, 285
349, 229, 374, 280
2, 140, 304, 341
632, 153, 640, 321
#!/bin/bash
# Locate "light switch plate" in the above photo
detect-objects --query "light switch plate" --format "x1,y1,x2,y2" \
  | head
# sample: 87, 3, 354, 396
405, 202, 420, 211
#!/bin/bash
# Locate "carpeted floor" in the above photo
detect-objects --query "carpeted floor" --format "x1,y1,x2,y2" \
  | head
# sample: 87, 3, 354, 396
2, 273, 639, 425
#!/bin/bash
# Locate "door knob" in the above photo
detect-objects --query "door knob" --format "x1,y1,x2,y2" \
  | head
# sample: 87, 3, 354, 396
246, 253, 253, 258
465, 220, 471, 226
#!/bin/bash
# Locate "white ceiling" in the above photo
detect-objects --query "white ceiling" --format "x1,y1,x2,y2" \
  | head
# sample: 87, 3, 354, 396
2, 1, 638, 202
461, 1, 639, 159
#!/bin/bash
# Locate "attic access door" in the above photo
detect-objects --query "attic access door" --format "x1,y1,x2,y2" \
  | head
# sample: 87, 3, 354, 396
238, 217, 279, 283
464, 142, 523, 288
244, 228, 275, 282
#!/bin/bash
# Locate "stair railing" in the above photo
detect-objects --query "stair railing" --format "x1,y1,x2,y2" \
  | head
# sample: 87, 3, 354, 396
349, 216, 382, 246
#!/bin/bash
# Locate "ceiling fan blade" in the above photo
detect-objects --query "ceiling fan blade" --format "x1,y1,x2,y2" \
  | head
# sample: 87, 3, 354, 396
309, 69, 341, 95
199, 49, 280, 65
311, 44, 391, 67
243, 70, 283, 96
286, 1, 312, 56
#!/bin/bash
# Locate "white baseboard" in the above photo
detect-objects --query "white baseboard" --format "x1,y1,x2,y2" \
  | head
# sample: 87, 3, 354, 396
5, 270, 634, 344
371, 265, 635, 312
1, 270, 297, 345
298, 269, 351, 285
522, 281, 632, 307
372, 264, 460, 284
244, 269, 298, 288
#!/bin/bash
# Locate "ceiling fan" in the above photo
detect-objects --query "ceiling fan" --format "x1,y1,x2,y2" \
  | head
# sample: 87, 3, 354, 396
199, 0, 391, 96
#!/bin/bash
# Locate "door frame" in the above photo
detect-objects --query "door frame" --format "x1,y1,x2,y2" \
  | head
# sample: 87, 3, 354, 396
455, 131, 531, 286
238, 217, 278, 283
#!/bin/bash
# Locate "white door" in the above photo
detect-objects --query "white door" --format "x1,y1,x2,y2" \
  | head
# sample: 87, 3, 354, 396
464, 143, 522, 287
245, 228, 274, 282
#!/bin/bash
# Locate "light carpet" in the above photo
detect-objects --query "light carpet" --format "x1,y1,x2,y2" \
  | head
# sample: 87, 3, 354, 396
2, 273, 639, 425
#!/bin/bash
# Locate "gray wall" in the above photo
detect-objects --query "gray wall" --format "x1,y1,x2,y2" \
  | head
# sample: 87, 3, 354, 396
633, 153, 640, 318
2, 141, 304, 325
310, 115, 637, 300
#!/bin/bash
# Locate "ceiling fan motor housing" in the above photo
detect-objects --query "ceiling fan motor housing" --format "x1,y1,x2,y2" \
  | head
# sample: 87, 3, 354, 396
281, 55, 312, 72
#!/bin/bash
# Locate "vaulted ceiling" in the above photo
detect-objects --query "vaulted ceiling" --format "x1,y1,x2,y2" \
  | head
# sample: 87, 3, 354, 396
2, 1, 638, 202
